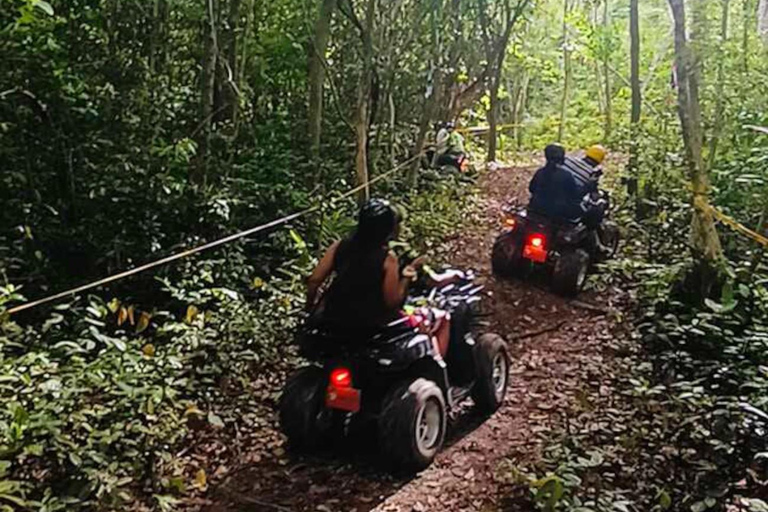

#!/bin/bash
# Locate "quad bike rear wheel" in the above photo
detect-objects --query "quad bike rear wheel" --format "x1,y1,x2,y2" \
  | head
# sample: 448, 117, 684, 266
491, 233, 522, 277
379, 378, 447, 473
472, 333, 510, 415
552, 249, 590, 297
279, 366, 331, 451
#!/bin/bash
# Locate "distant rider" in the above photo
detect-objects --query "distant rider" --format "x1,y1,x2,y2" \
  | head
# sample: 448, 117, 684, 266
306, 199, 452, 358
432, 121, 466, 168
528, 144, 609, 253
528, 144, 583, 220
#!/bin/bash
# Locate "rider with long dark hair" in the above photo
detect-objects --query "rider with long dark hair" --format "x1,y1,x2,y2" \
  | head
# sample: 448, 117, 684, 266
307, 199, 451, 357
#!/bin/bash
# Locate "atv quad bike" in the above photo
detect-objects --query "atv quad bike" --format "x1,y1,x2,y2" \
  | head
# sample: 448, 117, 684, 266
279, 268, 509, 473
421, 144, 472, 175
491, 193, 619, 297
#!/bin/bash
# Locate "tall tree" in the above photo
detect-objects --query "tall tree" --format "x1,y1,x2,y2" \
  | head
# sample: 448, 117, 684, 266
668, 0, 723, 275
308, 0, 337, 168
628, 0, 640, 199
708, 0, 731, 169
760, 0, 768, 44
341, 0, 376, 203
557, 0, 573, 142
602, 0, 613, 140
194, 0, 219, 186
223, 0, 242, 128
481, 0, 530, 163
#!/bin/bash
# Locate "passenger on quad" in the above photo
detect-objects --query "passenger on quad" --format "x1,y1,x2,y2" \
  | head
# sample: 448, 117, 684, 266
528, 144, 582, 220
528, 144, 609, 254
432, 121, 466, 169
306, 198, 451, 358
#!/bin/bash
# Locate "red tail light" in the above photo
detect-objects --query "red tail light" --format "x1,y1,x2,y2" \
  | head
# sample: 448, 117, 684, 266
330, 368, 352, 388
529, 234, 545, 248
522, 233, 548, 263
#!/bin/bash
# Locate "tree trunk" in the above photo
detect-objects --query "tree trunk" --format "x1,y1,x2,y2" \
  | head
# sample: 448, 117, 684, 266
487, 1, 526, 162
224, 0, 242, 126
308, 0, 336, 167
194, 0, 219, 186
669, 0, 723, 269
558, 0, 572, 142
353, 0, 376, 204
759, 0, 768, 44
388, 91, 396, 168
603, 0, 612, 140
743, 0, 751, 71
708, 0, 730, 169
410, 3, 442, 186
628, 0, 641, 199
487, 73, 500, 162
516, 73, 529, 147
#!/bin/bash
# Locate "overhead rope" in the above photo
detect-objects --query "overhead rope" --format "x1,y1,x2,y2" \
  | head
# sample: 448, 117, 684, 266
7, 154, 421, 316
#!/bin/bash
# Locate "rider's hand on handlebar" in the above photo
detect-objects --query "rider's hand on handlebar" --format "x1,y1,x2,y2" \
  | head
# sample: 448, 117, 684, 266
410, 256, 426, 269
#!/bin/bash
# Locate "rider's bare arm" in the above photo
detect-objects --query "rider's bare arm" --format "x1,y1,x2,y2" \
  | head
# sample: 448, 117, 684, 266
306, 241, 340, 309
382, 251, 417, 310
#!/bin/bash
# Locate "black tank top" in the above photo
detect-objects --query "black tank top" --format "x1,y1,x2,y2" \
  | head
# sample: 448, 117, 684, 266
321, 238, 397, 334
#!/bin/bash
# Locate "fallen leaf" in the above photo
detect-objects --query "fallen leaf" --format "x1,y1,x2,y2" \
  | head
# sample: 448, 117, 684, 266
185, 305, 199, 324
136, 312, 151, 334
193, 468, 207, 489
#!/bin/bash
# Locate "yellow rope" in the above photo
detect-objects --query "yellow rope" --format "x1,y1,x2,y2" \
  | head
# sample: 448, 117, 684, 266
706, 204, 768, 247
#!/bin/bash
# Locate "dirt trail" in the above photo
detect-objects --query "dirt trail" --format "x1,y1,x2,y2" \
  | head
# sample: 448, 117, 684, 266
201, 164, 622, 512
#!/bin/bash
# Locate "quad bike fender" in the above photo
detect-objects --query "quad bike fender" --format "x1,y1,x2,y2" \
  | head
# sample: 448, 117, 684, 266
372, 333, 434, 373
405, 357, 450, 397
556, 223, 589, 246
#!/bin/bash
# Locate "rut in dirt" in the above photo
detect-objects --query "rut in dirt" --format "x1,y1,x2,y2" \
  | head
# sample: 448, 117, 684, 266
201, 164, 626, 512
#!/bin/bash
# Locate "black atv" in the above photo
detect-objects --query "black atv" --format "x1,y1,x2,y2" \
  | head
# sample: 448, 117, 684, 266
491, 193, 620, 297
279, 268, 509, 473
422, 144, 472, 174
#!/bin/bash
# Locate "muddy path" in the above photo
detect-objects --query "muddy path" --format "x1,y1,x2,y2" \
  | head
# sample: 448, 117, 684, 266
199, 164, 625, 512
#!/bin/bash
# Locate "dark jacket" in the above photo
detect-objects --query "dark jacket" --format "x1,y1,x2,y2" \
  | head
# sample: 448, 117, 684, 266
528, 162, 584, 220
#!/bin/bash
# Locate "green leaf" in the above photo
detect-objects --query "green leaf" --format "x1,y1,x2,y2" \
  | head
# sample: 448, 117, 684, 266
207, 412, 224, 428
0, 492, 27, 507
657, 490, 672, 510
33, 0, 54, 16
68, 452, 82, 467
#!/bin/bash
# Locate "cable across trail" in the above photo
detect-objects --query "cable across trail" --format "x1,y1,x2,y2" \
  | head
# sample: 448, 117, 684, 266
199, 163, 629, 512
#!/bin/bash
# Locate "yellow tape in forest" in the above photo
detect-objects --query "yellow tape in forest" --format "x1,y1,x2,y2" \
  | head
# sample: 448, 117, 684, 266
706, 204, 768, 247
456, 123, 521, 135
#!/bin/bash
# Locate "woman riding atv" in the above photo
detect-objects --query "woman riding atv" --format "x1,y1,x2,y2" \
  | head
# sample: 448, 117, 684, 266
306, 198, 451, 358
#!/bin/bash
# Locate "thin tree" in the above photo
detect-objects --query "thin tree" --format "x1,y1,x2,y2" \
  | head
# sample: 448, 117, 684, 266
557, 0, 573, 142
708, 0, 731, 169
194, 0, 219, 186
308, 0, 337, 169
602, 0, 612, 140
628, 0, 640, 201
483, 0, 530, 163
339, 0, 376, 203
668, 0, 723, 278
